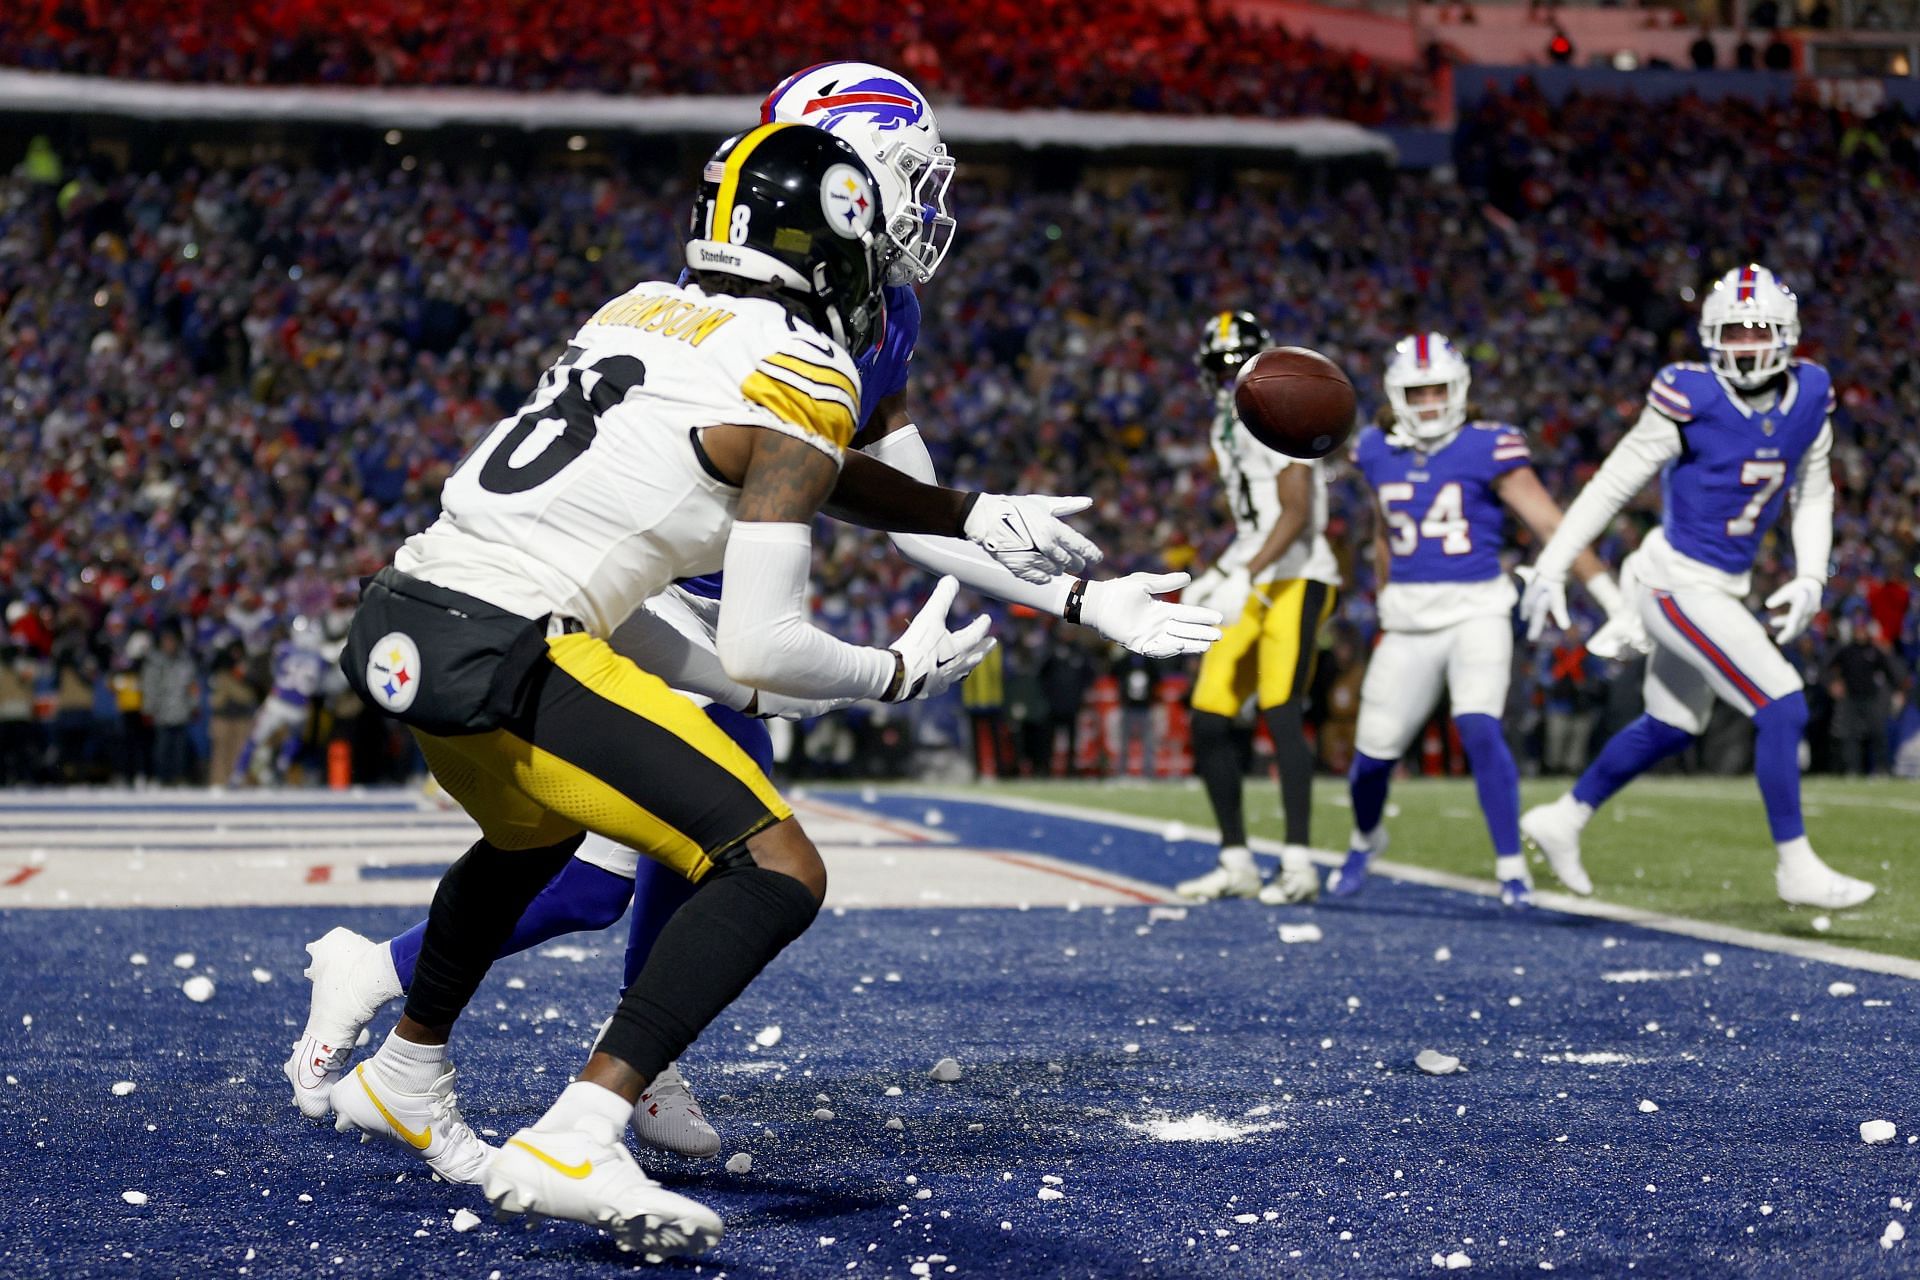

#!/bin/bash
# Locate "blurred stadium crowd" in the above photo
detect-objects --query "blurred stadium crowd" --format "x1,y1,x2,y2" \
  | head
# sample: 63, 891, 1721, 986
0, 0, 1432, 124
0, 83, 1915, 788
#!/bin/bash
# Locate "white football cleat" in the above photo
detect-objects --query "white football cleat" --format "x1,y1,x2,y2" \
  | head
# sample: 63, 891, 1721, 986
1496, 853, 1535, 909
1776, 860, 1876, 910
1176, 850, 1261, 901
330, 1061, 495, 1185
486, 1114, 723, 1259
1256, 847, 1320, 905
632, 1062, 722, 1159
284, 927, 398, 1118
1520, 800, 1593, 896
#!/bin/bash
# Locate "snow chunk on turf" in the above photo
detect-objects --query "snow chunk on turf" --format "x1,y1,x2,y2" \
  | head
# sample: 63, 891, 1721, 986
1120, 1112, 1287, 1142
1445, 1251, 1472, 1269
1433, 947, 1451, 962
1278, 923, 1323, 944
111, 1081, 136, 1097
1702, 952, 1722, 967
451, 1208, 481, 1232
181, 976, 214, 1003
726, 1153, 753, 1174
885, 1118, 905, 1131
122, 1191, 148, 1206
171, 953, 195, 969
1860, 1120, 1897, 1145
813, 1108, 834, 1121
1638, 1100, 1660, 1114
929, 1057, 962, 1082
128, 953, 148, 966
1162, 821, 1189, 843
1038, 1187, 1064, 1201
754, 1025, 783, 1048
250, 968, 272, 984
1415, 1050, 1462, 1076
1882, 1221, 1906, 1250
1811, 916, 1832, 933
1828, 982, 1857, 998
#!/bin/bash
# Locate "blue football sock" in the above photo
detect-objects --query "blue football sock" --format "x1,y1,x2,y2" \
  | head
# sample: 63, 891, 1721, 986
387, 858, 634, 990
1348, 752, 1395, 838
1454, 713, 1521, 857
1752, 692, 1809, 842
1571, 714, 1695, 811
622, 704, 776, 990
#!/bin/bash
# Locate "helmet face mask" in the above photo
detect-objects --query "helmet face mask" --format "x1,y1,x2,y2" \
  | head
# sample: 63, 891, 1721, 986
1195, 310, 1271, 392
1384, 332, 1471, 442
1699, 265, 1799, 390
761, 62, 957, 286
686, 124, 887, 354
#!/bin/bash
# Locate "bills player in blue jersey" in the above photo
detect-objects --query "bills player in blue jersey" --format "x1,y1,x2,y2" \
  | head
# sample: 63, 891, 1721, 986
286, 63, 1222, 1156
231, 616, 343, 784
1518, 266, 1875, 911
1335, 334, 1629, 906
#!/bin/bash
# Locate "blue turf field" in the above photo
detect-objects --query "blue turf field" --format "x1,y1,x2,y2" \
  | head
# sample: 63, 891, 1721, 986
1, 790, 1915, 1278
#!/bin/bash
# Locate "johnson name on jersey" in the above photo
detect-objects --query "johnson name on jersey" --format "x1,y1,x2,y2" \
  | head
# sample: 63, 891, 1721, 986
396, 280, 863, 636
1645, 360, 1833, 576
1210, 389, 1339, 585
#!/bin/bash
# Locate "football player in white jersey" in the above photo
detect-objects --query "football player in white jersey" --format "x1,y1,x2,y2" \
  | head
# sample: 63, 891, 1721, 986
1177, 312, 1342, 906
321, 125, 1101, 1257
1518, 265, 1875, 911
1338, 334, 1629, 905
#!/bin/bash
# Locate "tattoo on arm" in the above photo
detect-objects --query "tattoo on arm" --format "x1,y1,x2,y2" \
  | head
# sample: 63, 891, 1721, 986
734, 429, 843, 524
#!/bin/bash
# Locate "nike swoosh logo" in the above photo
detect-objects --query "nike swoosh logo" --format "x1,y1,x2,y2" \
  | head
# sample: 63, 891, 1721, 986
796, 338, 837, 359
354, 1064, 432, 1150
508, 1137, 593, 1180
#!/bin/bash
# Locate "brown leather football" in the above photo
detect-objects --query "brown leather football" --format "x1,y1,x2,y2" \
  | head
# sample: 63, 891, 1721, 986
1232, 347, 1357, 460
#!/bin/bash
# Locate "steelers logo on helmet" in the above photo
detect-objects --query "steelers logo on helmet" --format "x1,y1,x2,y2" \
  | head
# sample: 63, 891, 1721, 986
365, 631, 421, 715
820, 163, 877, 241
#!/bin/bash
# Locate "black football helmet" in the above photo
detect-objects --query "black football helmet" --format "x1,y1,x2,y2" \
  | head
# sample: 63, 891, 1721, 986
1194, 310, 1271, 390
687, 122, 887, 355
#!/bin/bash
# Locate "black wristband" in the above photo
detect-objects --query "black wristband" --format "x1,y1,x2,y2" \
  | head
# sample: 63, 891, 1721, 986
882, 649, 907, 702
1064, 578, 1087, 626
957, 490, 981, 534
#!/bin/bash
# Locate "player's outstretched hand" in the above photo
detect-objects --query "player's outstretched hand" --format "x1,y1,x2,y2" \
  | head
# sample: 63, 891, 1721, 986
886, 576, 995, 702
1516, 565, 1569, 641
1764, 576, 1823, 644
1586, 612, 1653, 661
963, 494, 1103, 584
1078, 573, 1224, 659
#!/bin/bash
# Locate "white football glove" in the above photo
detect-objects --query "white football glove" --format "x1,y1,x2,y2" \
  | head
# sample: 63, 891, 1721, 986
1764, 576, 1823, 644
885, 575, 995, 702
962, 494, 1103, 584
1516, 565, 1570, 641
1186, 565, 1257, 628
1585, 612, 1653, 661
752, 691, 860, 720
1076, 573, 1224, 659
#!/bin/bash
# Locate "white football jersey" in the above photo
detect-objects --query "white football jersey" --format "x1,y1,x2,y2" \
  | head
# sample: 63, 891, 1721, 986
1209, 391, 1339, 586
396, 280, 861, 636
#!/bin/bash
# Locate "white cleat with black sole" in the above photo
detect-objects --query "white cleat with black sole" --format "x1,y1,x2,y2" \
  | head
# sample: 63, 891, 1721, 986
329, 1061, 495, 1184
283, 927, 400, 1118
485, 1114, 723, 1260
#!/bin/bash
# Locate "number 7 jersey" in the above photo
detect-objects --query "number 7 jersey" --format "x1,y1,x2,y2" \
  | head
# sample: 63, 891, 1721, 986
396, 280, 863, 636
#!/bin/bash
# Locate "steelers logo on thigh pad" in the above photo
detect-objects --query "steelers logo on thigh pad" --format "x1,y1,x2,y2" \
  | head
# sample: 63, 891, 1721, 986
366, 631, 421, 714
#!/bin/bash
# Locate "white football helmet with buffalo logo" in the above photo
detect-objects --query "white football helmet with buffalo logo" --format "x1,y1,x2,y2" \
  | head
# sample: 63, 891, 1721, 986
761, 61, 956, 286
1698, 264, 1800, 390
1383, 332, 1471, 444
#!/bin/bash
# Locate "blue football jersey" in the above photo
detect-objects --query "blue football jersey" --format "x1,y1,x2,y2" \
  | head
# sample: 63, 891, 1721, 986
1646, 361, 1832, 575
1354, 421, 1531, 584
679, 285, 919, 601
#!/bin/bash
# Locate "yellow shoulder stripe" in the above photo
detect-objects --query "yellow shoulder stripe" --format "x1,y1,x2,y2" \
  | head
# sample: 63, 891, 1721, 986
742, 370, 856, 449
765, 352, 858, 402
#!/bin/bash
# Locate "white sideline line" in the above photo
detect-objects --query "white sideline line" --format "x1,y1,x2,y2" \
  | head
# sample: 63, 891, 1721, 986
916, 786, 1920, 983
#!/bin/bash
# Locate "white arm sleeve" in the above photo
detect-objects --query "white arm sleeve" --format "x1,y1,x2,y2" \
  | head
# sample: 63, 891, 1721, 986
864, 426, 1075, 615
1788, 419, 1835, 584
1534, 407, 1683, 582
608, 588, 753, 713
717, 521, 897, 701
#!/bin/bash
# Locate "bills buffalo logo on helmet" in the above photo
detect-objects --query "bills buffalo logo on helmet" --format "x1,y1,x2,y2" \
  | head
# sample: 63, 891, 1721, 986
764, 69, 926, 133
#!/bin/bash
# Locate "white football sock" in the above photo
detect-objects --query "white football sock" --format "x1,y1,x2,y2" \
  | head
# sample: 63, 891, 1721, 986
1218, 845, 1255, 874
1279, 844, 1314, 873
541, 1080, 633, 1135
352, 943, 404, 1008
1555, 793, 1595, 830
372, 1029, 447, 1093
1495, 854, 1529, 883
1775, 835, 1821, 872
1351, 826, 1384, 852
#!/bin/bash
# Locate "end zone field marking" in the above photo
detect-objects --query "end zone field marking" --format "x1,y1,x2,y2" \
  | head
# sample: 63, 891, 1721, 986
976, 851, 1174, 905
918, 787, 1920, 982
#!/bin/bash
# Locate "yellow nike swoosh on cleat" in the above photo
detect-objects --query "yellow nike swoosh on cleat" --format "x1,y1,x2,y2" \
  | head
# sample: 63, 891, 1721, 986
507, 1138, 593, 1180
354, 1064, 432, 1150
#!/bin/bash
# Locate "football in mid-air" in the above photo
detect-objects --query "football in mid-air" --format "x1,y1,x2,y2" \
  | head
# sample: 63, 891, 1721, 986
1233, 346, 1357, 459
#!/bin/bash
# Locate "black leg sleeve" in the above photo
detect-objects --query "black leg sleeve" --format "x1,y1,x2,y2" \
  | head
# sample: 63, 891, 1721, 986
598, 860, 820, 1083
1264, 702, 1314, 847
402, 833, 582, 1028
1191, 710, 1247, 848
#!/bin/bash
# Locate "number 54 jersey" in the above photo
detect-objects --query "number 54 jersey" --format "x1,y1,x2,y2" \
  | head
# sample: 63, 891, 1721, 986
396, 280, 862, 636
1352, 421, 1530, 633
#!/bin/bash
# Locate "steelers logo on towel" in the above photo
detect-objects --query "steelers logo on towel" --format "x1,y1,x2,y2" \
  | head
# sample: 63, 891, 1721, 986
820, 163, 876, 240
366, 631, 421, 714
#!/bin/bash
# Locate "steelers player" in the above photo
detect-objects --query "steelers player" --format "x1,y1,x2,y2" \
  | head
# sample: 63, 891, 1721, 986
325, 125, 1088, 1257
1178, 313, 1341, 905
